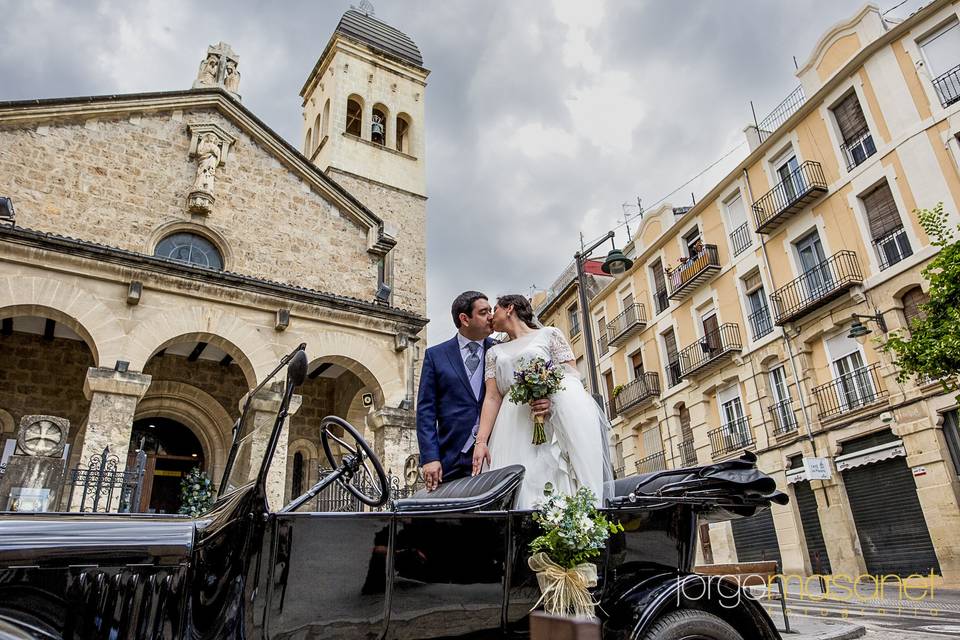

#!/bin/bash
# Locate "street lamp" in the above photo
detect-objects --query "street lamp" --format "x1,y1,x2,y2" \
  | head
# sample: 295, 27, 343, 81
847, 311, 887, 340
576, 231, 634, 403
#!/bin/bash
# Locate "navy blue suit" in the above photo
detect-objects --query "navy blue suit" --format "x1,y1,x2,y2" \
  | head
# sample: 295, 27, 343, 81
416, 335, 496, 480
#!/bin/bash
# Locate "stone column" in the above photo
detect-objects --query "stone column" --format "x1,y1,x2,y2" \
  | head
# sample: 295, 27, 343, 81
79, 368, 152, 469
368, 407, 417, 479
239, 387, 302, 511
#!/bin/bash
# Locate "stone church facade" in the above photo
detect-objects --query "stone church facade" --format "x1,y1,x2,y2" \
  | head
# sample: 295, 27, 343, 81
0, 10, 429, 510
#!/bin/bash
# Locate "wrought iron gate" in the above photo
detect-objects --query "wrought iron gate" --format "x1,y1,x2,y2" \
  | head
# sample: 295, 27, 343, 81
310, 468, 422, 512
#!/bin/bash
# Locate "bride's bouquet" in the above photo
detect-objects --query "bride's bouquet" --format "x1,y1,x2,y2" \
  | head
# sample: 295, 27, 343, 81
528, 484, 623, 617
507, 357, 565, 445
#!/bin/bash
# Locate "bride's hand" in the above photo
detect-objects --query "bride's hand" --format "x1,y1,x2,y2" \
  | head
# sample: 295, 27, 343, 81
472, 442, 491, 476
530, 398, 551, 418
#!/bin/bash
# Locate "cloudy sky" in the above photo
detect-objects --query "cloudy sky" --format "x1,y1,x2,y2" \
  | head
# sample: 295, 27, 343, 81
0, 0, 923, 344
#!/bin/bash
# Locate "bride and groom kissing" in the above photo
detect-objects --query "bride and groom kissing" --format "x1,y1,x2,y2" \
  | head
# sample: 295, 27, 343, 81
416, 291, 613, 509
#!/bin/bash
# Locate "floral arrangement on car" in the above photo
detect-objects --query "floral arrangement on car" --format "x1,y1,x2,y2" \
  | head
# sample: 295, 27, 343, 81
528, 484, 623, 617
507, 356, 565, 445
179, 467, 214, 517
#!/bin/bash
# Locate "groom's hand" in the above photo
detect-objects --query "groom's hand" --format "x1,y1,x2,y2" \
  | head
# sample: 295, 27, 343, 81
530, 398, 551, 418
422, 461, 442, 491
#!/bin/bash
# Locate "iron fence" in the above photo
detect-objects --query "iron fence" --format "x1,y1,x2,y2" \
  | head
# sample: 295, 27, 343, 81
310, 468, 423, 512
665, 360, 683, 388
730, 222, 753, 257
840, 127, 877, 171
597, 334, 609, 356
654, 287, 670, 315
748, 305, 774, 340
769, 251, 863, 325
614, 372, 660, 414
932, 63, 960, 107
770, 400, 799, 436
635, 452, 666, 474
874, 226, 913, 271
606, 303, 646, 346
61, 447, 146, 513
677, 323, 742, 378
667, 244, 720, 299
752, 161, 827, 232
709, 419, 755, 458
757, 85, 806, 142
677, 439, 698, 467
812, 363, 887, 420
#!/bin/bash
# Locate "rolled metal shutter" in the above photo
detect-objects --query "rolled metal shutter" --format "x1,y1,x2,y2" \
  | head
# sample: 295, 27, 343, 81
793, 482, 832, 574
843, 457, 941, 576
731, 508, 782, 565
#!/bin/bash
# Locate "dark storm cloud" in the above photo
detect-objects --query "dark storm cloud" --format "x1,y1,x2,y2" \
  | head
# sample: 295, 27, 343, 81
0, 0, 920, 344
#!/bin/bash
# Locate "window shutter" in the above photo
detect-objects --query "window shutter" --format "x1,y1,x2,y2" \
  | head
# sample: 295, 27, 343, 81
902, 287, 929, 330
862, 182, 902, 240
742, 271, 763, 293
833, 93, 868, 143
664, 329, 678, 361
651, 260, 667, 293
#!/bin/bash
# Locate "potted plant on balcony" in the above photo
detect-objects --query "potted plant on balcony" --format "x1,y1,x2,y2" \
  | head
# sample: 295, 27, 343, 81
612, 384, 625, 398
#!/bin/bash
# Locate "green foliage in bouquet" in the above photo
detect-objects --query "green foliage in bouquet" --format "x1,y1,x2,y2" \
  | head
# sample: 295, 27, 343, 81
507, 356, 565, 445
530, 484, 623, 569
179, 466, 214, 517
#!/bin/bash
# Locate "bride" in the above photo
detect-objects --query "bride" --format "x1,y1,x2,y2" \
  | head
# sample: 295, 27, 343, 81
471, 294, 614, 508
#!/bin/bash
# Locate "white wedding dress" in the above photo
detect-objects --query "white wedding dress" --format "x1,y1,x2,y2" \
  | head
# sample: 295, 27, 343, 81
484, 327, 614, 509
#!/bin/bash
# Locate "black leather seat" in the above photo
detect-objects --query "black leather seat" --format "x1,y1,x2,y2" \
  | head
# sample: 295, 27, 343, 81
394, 465, 525, 513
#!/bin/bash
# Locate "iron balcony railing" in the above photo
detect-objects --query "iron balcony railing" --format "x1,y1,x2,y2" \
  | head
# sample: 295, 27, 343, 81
606, 400, 619, 422
654, 287, 670, 314
748, 305, 774, 340
730, 222, 753, 257
678, 439, 698, 467
840, 127, 877, 171
597, 333, 609, 357
932, 63, 960, 107
570, 320, 581, 338
615, 372, 661, 414
667, 244, 721, 301
636, 451, 666, 475
757, 85, 806, 142
769, 251, 863, 326
812, 362, 888, 420
752, 161, 828, 234
770, 399, 799, 436
874, 226, 913, 271
607, 303, 647, 348
677, 323, 742, 379
665, 360, 683, 388
709, 418, 755, 458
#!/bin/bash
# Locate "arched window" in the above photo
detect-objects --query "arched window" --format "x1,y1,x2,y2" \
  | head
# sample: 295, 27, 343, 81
303, 128, 312, 154
312, 113, 322, 152
346, 97, 363, 137
292, 451, 304, 497
396, 114, 411, 153
321, 99, 330, 138
372, 104, 388, 145
155, 232, 223, 270
902, 286, 929, 333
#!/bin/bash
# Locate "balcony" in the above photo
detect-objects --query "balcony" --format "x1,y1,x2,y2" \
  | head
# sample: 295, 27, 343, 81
635, 451, 666, 475
769, 251, 863, 326
653, 287, 670, 314
667, 244, 721, 301
874, 226, 913, 271
752, 161, 828, 234
757, 85, 806, 143
812, 363, 888, 420
607, 303, 647, 348
769, 399, 799, 436
615, 372, 661, 415
597, 334, 609, 357
747, 305, 774, 340
932, 63, 960, 107
730, 222, 753, 257
665, 360, 683, 388
606, 400, 618, 422
709, 418, 755, 458
840, 127, 877, 171
677, 439, 698, 467
677, 323, 742, 379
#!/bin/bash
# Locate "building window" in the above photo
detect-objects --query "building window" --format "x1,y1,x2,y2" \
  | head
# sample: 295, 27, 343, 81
862, 181, 911, 270
346, 97, 363, 137
650, 259, 669, 314
920, 19, 960, 107
662, 328, 681, 387
603, 370, 617, 421
304, 128, 313, 154
567, 303, 581, 337
833, 92, 876, 170
155, 232, 223, 270
396, 114, 411, 153
902, 286, 929, 332
630, 351, 644, 379
725, 191, 752, 257
769, 365, 797, 433
743, 271, 772, 340
683, 226, 702, 258
292, 451, 305, 497
832, 350, 876, 411
372, 104, 388, 145
943, 410, 960, 479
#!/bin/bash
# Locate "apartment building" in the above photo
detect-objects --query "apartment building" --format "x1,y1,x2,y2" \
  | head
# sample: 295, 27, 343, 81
586, 2, 960, 584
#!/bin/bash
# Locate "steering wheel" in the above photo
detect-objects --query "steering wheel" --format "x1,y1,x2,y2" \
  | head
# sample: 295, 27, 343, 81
320, 416, 389, 507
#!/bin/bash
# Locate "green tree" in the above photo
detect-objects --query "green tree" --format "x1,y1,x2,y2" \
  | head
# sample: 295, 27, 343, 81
880, 203, 960, 400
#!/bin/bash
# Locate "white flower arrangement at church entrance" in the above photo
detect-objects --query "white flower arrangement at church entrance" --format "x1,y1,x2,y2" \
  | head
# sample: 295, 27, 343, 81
527, 484, 623, 618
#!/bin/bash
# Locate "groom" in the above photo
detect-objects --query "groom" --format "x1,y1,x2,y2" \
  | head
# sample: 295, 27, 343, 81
416, 291, 496, 490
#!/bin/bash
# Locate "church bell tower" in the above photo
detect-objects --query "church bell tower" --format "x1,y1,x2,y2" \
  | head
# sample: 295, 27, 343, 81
300, 6, 429, 314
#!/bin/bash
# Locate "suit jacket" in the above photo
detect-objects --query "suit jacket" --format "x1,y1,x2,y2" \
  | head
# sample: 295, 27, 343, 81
416, 335, 496, 475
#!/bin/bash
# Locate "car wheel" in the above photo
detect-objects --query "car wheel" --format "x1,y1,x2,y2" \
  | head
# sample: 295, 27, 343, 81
640, 609, 744, 640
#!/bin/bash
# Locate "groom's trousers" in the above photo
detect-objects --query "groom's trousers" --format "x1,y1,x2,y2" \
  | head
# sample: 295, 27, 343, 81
443, 449, 474, 482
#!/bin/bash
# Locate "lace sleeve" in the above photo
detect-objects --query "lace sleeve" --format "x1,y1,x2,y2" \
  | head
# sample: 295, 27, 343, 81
484, 347, 497, 380
548, 327, 575, 363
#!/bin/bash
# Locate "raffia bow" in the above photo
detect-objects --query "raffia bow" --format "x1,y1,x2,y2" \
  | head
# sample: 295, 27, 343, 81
528, 552, 598, 618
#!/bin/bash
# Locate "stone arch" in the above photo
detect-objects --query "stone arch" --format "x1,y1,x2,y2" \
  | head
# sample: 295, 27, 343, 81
321, 99, 331, 139
345, 94, 364, 137
0, 275, 125, 367
0, 408, 14, 435
286, 437, 321, 501
371, 102, 389, 145
304, 127, 312, 154
396, 112, 412, 154
126, 308, 271, 385
312, 113, 322, 151
133, 380, 233, 485
145, 220, 234, 271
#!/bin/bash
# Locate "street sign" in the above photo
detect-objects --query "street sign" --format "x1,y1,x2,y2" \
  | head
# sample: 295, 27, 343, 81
803, 457, 832, 481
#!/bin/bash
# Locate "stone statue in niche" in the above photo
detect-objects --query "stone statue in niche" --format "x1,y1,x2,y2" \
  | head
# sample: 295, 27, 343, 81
191, 42, 241, 99
185, 123, 236, 216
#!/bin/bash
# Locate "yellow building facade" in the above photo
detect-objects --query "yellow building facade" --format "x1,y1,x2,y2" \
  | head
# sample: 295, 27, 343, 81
585, 2, 960, 584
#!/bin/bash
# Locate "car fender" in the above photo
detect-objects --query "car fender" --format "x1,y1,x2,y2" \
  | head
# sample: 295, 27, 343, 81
601, 571, 781, 640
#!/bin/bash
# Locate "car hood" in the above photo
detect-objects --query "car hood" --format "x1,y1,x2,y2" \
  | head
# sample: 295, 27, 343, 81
0, 513, 195, 568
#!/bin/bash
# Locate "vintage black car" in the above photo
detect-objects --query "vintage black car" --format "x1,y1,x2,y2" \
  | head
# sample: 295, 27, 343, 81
0, 346, 787, 640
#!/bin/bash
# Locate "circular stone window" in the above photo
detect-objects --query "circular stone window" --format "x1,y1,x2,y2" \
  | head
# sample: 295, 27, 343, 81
155, 232, 224, 270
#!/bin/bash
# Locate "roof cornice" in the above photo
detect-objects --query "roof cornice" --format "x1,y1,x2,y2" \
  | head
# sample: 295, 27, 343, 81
0, 88, 396, 257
